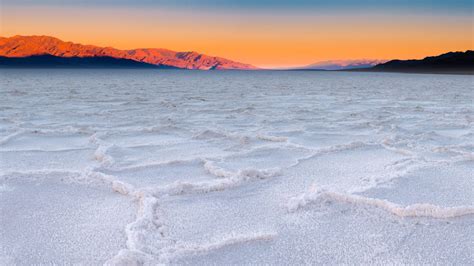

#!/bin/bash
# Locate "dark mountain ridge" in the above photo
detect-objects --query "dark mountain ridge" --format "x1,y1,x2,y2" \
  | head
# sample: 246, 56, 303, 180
369, 50, 474, 74
0, 55, 173, 68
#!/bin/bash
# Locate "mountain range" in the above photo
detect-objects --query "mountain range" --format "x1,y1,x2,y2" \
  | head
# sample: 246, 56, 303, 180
0, 35, 257, 70
0, 35, 472, 74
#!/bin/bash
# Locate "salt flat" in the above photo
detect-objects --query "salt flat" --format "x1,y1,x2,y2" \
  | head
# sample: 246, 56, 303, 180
0, 70, 472, 265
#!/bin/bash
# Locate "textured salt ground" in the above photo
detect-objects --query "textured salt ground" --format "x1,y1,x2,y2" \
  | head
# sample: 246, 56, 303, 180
361, 161, 474, 207
173, 206, 473, 265
210, 145, 313, 172
99, 159, 217, 188
279, 145, 409, 193
1, 149, 98, 173
104, 142, 232, 169
159, 147, 472, 264
0, 70, 473, 264
0, 132, 90, 151
0, 178, 136, 265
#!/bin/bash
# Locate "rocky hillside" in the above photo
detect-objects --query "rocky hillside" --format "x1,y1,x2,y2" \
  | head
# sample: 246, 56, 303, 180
0, 35, 258, 70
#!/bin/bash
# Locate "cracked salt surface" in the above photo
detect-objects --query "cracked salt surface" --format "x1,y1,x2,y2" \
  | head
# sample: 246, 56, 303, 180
0, 69, 473, 264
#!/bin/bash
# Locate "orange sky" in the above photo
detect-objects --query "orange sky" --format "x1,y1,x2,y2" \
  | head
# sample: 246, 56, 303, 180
1, 6, 473, 68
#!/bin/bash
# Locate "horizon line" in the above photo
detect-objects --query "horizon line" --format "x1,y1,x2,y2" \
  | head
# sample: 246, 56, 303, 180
3, 34, 473, 69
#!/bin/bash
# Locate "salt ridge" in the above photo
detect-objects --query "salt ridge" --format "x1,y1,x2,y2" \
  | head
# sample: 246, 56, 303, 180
288, 187, 474, 219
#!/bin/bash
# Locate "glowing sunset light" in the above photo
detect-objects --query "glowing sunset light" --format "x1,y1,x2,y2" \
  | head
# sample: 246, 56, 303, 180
1, 1, 473, 68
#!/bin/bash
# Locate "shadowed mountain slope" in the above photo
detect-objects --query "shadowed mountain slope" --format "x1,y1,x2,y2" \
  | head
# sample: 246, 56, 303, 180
0, 55, 175, 68
370, 51, 474, 74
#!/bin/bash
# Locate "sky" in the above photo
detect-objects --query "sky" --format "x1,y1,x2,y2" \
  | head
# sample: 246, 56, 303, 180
1, 0, 473, 68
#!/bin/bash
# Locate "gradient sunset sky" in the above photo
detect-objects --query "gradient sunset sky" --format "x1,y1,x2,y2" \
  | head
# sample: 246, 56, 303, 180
1, 0, 473, 68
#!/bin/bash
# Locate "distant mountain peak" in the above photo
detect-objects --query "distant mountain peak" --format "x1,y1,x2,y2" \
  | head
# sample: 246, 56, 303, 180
0, 35, 258, 70
301, 59, 387, 70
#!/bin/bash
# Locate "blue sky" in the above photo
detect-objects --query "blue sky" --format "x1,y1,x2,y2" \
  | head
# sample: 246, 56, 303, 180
4, 0, 473, 13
